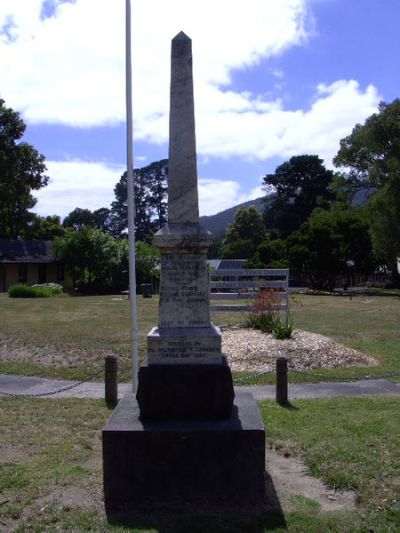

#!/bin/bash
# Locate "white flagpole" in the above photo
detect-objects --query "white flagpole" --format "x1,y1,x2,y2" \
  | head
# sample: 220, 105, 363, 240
125, 0, 139, 392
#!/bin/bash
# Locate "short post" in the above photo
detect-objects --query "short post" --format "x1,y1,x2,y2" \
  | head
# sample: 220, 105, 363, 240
105, 354, 118, 406
276, 357, 288, 405
141, 283, 152, 298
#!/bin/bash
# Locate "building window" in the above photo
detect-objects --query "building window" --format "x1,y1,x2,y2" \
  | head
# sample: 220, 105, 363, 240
18, 264, 28, 283
38, 264, 47, 284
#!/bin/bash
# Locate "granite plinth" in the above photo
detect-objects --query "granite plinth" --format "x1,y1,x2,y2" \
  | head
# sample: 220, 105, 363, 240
102, 391, 266, 512
136, 356, 234, 419
147, 324, 222, 365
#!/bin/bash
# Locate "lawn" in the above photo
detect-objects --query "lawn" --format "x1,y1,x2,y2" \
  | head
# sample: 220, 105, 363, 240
0, 396, 398, 531
0, 292, 399, 382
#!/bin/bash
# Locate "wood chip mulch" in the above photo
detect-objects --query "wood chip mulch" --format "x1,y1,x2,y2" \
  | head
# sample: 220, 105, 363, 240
220, 326, 377, 373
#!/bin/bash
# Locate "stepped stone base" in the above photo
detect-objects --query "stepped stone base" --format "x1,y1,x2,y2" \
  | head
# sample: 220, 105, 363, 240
137, 356, 234, 419
102, 391, 266, 513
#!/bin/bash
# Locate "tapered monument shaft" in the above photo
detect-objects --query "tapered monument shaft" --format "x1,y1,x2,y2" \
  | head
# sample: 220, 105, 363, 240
168, 32, 199, 224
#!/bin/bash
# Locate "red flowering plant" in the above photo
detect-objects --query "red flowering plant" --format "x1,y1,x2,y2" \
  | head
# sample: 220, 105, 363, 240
246, 288, 281, 333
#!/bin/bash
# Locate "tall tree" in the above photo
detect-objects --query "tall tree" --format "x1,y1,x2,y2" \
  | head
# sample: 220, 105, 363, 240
53, 228, 124, 292
222, 206, 266, 259
25, 214, 65, 240
263, 155, 335, 238
334, 100, 400, 284
63, 207, 112, 233
110, 159, 168, 239
286, 207, 376, 290
0, 98, 48, 238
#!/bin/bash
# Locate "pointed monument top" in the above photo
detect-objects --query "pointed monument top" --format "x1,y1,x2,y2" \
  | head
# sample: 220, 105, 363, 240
172, 31, 191, 41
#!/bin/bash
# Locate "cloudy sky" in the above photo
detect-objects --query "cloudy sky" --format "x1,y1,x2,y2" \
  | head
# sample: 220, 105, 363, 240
1, 0, 398, 219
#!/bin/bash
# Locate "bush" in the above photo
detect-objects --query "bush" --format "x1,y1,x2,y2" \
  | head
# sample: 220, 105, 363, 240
246, 311, 276, 333
32, 283, 63, 295
246, 289, 280, 333
8, 284, 52, 298
273, 316, 293, 339
246, 289, 293, 339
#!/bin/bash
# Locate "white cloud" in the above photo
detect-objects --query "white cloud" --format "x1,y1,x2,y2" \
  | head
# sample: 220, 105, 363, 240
196, 80, 380, 167
31, 160, 258, 218
32, 160, 125, 218
1, 0, 310, 130
1, 0, 382, 196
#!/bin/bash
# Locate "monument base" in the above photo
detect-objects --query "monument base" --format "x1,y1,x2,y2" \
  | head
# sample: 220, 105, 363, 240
137, 356, 234, 419
102, 391, 266, 513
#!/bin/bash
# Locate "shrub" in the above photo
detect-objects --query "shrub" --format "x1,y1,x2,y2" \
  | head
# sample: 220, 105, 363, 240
246, 289, 280, 333
273, 316, 293, 339
32, 283, 63, 295
246, 288, 293, 339
8, 284, 52, 298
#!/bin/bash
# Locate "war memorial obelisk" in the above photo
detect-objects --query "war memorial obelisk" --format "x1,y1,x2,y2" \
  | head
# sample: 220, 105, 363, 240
103, 32, 266, 513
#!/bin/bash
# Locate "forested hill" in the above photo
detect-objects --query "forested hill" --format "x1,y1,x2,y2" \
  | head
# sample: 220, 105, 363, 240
199, 195, 274, 236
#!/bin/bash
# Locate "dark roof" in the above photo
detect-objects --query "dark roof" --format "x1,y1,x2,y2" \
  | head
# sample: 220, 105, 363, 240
217, 259, 247, 270
0, 240, 55, 263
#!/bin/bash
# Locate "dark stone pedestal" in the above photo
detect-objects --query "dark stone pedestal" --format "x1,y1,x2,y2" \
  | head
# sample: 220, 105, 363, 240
102, 391, 266, 513
137, 356, 234, 419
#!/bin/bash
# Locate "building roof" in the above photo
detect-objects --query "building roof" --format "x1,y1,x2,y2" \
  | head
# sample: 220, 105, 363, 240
0, 240, 55, 264
217, 259, 247, 270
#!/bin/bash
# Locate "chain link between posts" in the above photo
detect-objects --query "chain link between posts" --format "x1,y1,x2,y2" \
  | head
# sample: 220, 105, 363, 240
0, 362, 399, 397
0, 368, 104, 398
232, 367, 400, 384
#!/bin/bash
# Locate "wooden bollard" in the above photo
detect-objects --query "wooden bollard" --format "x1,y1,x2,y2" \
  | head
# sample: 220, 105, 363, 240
105, 354, 118, 406
276, 357, 288, 405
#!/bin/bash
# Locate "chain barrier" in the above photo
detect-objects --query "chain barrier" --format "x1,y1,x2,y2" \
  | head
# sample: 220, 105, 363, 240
289, 368, 400, 381
1, 362, 399, 397
233, 367, 400, 384
0, 368, 104, 398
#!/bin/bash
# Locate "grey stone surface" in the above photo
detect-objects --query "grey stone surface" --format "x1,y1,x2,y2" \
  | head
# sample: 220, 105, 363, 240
147, 324, 222, 364
137, 356, 234, 418
103, 391, 266, 511
158, 253, 210, 328
147, 31, 222, 369
168, 32, 198, 225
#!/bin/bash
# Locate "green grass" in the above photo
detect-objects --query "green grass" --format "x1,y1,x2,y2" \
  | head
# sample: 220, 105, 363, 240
0, 397, 399, 531
0, 293, 400, 382
259, 397, 400, 531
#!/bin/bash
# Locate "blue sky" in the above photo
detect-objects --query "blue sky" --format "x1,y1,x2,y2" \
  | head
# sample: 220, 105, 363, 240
0, 0, 398, 219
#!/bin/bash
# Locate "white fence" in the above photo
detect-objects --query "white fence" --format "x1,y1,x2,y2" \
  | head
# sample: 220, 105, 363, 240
209, 268, 289, 317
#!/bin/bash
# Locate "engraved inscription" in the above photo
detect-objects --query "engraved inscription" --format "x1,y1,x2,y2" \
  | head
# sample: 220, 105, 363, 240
159, 253, 210, 327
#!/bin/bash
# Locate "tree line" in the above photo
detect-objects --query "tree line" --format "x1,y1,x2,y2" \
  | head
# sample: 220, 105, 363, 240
1, 96, 399, 290
221, 100, 400, 288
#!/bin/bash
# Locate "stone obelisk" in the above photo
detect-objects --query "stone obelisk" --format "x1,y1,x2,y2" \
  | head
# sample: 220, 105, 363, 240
137, 31, 234, 419
102, 33, 266, 514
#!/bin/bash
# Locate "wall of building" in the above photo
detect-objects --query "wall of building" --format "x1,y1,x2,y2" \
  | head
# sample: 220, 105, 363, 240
0, 263, 73, 291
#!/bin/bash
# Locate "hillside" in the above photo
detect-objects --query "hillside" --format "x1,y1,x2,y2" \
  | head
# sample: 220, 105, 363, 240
200, 195, 273, 236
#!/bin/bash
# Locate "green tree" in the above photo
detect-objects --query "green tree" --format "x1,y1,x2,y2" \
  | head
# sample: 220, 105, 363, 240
53, 228, 123, 292
222, 206, 266, 259
334, 100, 400, 284
63, 207, 112, 233
134, 241, 160, 286
63, 208, 96, 230
25, 214, 65, 240
286, 207, 376, 290
110, 159, 168, 240
248, 239, 288, 269
0, 98, 48, 238
263, 155, 335, 238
